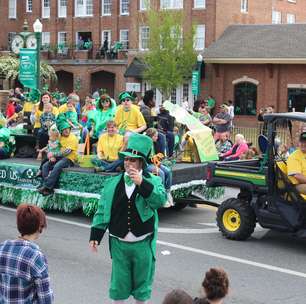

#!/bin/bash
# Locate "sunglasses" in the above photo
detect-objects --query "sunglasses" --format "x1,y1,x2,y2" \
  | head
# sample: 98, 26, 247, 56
124, 157, 137, 162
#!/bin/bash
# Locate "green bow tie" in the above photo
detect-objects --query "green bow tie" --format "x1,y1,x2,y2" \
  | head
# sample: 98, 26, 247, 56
124, 174, 134, 186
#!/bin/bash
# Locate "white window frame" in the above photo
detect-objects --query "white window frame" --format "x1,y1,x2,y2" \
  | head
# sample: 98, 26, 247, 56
42, 0, 51, 18
120, 29, 129, 50
58, 32, 67, 46
75, 0, 93, 17
140, 0, 150, 10
287, 13, 296, 24
8, 32, 17, 50
139, 26, 150, 50
120, 0, 130, 15
160, 0, 183, 9
241, 0, 248, 13
194, 24, 205, 50
42, 32, 51, 48
102, 30, 111, 49
58, 0, 67, 18
9, 0, 17, 19
26, 0, 33, 13
272, 10, 281, 24
194, 0, 205, 9
102, 0, 112, 16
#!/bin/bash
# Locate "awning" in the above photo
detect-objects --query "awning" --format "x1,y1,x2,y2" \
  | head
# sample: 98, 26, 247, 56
124, 57, 147, 78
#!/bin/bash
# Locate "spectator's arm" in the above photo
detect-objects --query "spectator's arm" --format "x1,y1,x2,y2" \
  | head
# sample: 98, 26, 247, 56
292, 174, 306, 184
227, 143, 248, 159
133, 124, 147, 134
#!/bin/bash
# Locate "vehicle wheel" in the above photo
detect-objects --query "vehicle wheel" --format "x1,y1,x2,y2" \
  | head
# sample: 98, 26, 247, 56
172, 202, 188, 211
216, 198, 256, 240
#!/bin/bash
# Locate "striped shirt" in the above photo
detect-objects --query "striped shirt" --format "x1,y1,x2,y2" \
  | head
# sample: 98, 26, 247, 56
0, 239, 53, 304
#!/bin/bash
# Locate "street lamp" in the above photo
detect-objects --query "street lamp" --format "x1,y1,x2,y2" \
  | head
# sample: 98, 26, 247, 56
33, 19, 42, 91
197, 54, 203, 98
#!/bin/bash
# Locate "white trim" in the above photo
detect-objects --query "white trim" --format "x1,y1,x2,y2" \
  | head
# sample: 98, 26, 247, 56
42, 0, 51, 18
139, 26, 150, 50
287, 84, 306, 89
102, 30, 111, 49
232, 76, 259, 86
26, 0, 33, 13
102, 0, 111, 16
9, 0, 17, 19
120, 0, 130, 15
204, 58, 306, 64
194, 0, 206, 9
58, 0, 67, 18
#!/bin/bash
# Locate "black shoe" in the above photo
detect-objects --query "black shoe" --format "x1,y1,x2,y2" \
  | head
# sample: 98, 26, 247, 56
38, 187, 54, 196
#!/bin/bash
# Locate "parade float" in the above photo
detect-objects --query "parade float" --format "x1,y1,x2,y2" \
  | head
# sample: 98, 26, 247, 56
0, 101, 225, 215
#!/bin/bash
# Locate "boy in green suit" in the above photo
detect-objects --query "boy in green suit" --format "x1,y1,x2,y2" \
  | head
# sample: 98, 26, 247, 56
89, 133, 167, 303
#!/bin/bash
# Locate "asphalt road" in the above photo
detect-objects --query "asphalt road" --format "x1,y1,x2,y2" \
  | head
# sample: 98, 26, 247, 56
1, 204, 306, 304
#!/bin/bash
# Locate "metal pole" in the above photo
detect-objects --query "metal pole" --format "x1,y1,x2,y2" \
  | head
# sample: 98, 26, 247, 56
197, 61, 202, 99
36, 32, 41, 91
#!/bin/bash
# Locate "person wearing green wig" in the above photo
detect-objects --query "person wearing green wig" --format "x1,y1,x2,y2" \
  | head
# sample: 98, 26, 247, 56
90, 133, 167, 304
87, 93, 116, 138
0, 127, 14, 159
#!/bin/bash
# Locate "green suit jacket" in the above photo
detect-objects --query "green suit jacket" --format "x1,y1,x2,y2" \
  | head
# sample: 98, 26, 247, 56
91, 172, 167, 258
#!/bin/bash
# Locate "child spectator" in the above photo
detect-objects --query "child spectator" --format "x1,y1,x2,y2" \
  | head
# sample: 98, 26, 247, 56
194, 268, 229, 304
162, 289, 193, 304
91, 120, 124, 172
0, 204, 54, 303
37, 103, 56, 152
220, 134, 248, 161
37, 124, 61, 166
215, 133, 232, 155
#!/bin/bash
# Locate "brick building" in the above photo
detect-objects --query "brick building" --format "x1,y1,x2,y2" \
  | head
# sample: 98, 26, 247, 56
204, 24, 306, 126
1, 0, 306, 105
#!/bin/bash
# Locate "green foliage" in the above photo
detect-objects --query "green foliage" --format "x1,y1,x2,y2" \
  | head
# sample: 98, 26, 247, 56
143, 9, 196, 98
0, 55, 57, 84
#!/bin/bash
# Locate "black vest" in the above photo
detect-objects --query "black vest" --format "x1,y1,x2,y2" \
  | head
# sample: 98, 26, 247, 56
109, 176, 154, 238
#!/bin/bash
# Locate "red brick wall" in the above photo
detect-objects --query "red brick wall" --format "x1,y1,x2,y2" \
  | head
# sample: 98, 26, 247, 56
207, 63, 306, 126
274, 0, 306, 23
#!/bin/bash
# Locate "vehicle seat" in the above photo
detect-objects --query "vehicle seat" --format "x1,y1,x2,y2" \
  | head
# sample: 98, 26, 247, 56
275, 161, 306, 201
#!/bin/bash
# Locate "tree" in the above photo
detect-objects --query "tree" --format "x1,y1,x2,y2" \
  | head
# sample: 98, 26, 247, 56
0, 55, 57, 86
142, 8, 196, 99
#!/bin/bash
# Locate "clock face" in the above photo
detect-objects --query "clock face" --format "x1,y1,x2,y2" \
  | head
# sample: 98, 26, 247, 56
11, 35, 24, 54
26, 34, 37, 49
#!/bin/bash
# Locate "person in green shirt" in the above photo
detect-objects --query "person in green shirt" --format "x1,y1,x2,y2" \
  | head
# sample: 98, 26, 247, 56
207, 95, 216, 113
89, 133, 167, 303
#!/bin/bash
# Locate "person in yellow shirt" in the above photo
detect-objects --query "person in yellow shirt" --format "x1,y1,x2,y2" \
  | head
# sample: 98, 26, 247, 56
114, 91, 147, 137
91, 120, 125, 172
58, 94, 78, 114
32, 93, 59, 135
287, 132, 306, 194
38, 117, 78, 196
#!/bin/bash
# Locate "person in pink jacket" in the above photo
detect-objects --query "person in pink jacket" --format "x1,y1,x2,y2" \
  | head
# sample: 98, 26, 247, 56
220, 134, 248, 161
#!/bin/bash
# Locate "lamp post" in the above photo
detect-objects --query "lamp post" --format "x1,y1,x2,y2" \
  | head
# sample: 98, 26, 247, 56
197, 53, 203, 98
33, 19, 42, 91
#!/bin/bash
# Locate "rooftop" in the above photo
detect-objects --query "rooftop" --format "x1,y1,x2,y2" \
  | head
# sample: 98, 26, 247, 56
204, 24, 306, 64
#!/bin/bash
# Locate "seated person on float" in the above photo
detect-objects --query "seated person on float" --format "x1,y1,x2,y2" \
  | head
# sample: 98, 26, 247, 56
287, 132, 306, 195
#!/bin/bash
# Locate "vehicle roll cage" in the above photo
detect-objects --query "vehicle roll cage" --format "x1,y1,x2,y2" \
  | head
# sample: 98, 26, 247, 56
264, 112, 306, 194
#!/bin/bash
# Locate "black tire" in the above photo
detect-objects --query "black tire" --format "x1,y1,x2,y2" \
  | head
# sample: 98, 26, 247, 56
216, 198, 256, 240
172, 202, 188, 211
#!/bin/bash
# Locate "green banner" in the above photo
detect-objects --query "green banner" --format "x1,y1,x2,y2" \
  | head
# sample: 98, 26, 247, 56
163, 100, 218, 162
191, 70, 200, 95
19, 48, 37, 90
0, 163, 40, 188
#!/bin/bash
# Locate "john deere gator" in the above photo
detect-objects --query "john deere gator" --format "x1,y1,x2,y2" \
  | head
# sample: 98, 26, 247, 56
206, 112, 306, 240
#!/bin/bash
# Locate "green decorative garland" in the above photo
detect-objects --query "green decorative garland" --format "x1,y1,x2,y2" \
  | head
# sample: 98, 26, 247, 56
0, 161, 224, 216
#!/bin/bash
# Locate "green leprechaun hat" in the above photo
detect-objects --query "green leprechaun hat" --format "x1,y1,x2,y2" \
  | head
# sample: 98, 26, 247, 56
56, 114, 71, 133
118, 91, 135, 103
119, 133, 153, 167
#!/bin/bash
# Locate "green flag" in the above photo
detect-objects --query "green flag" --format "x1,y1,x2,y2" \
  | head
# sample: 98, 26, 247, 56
19, 48, 37, 90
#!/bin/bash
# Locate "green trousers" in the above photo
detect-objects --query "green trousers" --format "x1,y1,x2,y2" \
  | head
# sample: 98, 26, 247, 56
109, 236, 155, 301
